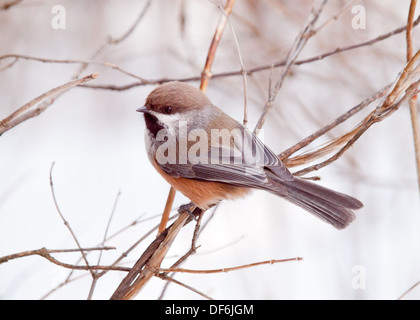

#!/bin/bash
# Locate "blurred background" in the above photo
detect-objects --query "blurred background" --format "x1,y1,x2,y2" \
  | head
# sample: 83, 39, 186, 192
1, 0, 420, 300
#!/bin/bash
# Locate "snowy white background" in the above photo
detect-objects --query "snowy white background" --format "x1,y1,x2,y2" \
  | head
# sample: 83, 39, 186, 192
0, 0, 420, 299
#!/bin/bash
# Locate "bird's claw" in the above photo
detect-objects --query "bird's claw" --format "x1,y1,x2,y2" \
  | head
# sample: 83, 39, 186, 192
178, 202, 199, 221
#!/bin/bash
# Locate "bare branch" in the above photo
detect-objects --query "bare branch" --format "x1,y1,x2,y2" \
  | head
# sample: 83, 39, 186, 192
109, 0, 152, 45
42, 213, 171, 299
0, 0, 23, 10
253, 0, 327, 134
398, 279, 420, 300
0, 73, 98, 135
88, 190, 122, 300
158, 186, 177, 235
157, 273, 214, 300
80, 14, 420, 91
0, 247, 126, 273
200, 0, 236, 92
0, 54, 148, 81
280, 83, 393, 164
110, 212, 191, 300
49, 162, 95, 279
293, 61, 420, 176
406, 0, 420, 193
157, 257, 302, 274
211, 0, 248, 125
73, 0, 152, 78
0, 247, 115, 265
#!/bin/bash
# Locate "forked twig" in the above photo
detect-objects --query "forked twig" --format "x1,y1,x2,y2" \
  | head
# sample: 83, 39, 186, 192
157, 273, 214, 300
110, 212, 191, 300
291, 53, 420, 176
279, 83, 393, 163
253, 0, 328, 135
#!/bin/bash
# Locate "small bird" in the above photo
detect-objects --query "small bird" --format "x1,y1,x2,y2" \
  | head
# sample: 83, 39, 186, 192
137, 82, 363, 229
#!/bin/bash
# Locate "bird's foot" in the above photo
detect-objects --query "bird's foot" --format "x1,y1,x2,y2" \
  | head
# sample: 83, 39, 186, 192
178, 202, 201, 221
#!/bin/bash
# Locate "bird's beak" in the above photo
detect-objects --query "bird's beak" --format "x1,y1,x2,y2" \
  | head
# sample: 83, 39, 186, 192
136, 106, 149, 113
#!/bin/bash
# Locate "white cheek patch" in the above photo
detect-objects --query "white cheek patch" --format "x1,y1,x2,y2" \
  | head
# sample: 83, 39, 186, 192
148, 110, 194, 135
149, 110, 183, 124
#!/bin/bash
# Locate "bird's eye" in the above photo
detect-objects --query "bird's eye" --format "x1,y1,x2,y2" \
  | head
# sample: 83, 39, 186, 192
163, 107, 173, 114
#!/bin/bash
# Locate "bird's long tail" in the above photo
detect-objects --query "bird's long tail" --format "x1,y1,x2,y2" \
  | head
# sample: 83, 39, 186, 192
268, 175, 363, 229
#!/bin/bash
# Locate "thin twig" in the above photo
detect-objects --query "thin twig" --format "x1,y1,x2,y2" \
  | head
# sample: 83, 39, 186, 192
109, 0, 152, 45
73, 0, 152, 78
0, 56, 18, 71
313, 0, 360, 35
406, 0, 420, 193
158, 205, 219, 299
42, 212, 173, 299
397, 0, 420, 301
0, 247, 115, 264
293, 70, 420, 176
165, 210, 204, 272
49, 162, 95, 278
80, 14, 420, 91
0, 0, 23, 10
211, 0, 248, 126
0, 54, 148, 81
0, 73, 98, 135
40, 273, 88, 300
280, 83, 393, 164
200, 0, 236, 92
110, 212, 191, 300
398, 279, 420, 300
157, 273, 214, 300
157, 257, 302, 274
88, 189, 122, 300
104, 216, 171, 276
158, 186, 177, 235
253, 0, 328, 135
0, 247, 125, 272
97, 190, 121, 266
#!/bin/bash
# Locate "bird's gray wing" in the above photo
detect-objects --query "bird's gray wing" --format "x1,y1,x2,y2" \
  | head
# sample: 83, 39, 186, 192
159, 145, 267, 186
238, 126, 294, 181
157, 125, 293, 191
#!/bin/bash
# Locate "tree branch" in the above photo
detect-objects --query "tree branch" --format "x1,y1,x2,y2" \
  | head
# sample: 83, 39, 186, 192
0, 73, 98, 135
157, 257, 302, 274
406, 0, 420, 193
